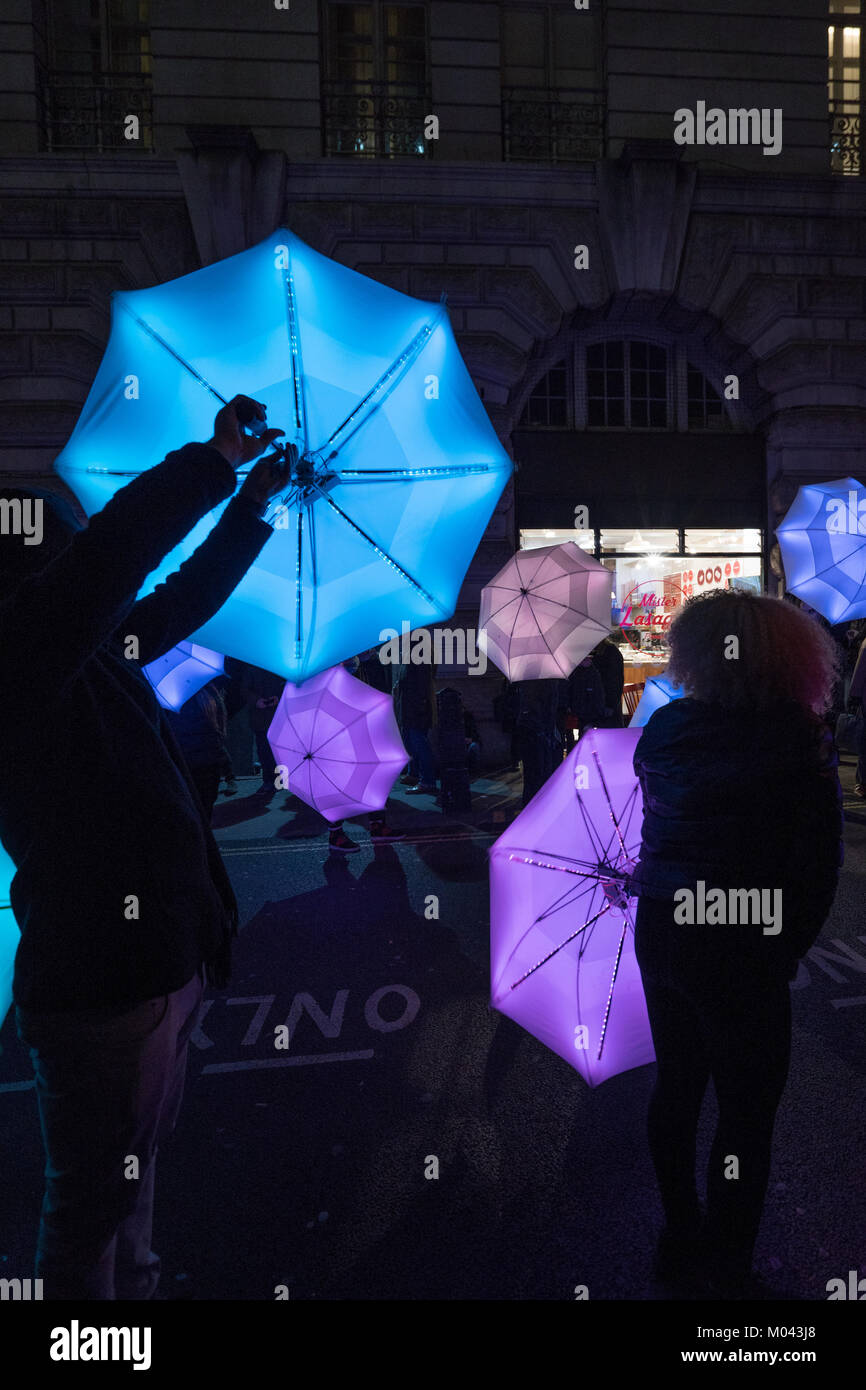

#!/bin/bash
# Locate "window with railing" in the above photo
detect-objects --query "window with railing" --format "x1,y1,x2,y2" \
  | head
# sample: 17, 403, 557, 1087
322, 1, 429, 157
41, 0, 152, 152
829, 0, 861, 173
518, 342, 736, 432
501, 3, 603, 162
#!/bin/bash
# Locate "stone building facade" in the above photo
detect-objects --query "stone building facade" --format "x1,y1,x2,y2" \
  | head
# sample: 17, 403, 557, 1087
1, 1, 865, 759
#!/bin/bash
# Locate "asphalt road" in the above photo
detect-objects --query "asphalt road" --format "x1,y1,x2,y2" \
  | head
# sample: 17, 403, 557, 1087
1, 765, 864, 1301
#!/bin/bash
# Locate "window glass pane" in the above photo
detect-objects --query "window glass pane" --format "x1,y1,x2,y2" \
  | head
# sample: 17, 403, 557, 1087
606, 399, 625, 426
521, 529, 595, 552
684, 529, 762, 553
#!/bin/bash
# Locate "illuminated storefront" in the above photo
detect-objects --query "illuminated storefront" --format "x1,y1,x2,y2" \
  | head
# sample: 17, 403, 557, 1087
521, 526, 763, 676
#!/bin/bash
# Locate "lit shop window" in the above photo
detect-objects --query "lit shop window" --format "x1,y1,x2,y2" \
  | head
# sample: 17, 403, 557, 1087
519, 528, 764, 662
829, 2, 861, 174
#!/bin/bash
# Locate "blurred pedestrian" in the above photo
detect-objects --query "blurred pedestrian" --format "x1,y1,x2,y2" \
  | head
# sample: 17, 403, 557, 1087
512, 677, 568, 807
591, 636, 625, 727
241, 663, 285, 795
393, 652, 437, 795
566, 656, 606, 746
166, 680, 233, 821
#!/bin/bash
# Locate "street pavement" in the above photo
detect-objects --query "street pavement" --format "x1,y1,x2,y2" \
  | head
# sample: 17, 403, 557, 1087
1, 754, 864, 1302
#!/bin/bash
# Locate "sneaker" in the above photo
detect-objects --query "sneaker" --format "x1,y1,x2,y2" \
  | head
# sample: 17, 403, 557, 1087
369, 822, 406, 841
329, 828, 360, 853
855, 783, 866, 799
405, 783, 437, 795
223, 778, 238, 797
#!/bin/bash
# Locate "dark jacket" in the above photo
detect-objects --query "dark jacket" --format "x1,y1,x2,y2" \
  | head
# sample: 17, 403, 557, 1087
1, 444, 272, 1012
392, 661, 435, 732
241, 664, 286, 733
631, 697, 843, 974
566, 663, 606, 730
166, 682, 229, 770
591, 638, 624, 727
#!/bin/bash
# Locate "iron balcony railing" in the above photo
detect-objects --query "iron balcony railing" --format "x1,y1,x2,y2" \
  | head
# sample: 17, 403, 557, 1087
40, 72, 153, 152
502, 87, 604, 163
321, 80, 431, 158
830, 100, 860, 175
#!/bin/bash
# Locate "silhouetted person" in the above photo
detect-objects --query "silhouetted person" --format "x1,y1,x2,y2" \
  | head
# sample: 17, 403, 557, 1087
393, 653, 437, 795
565, 656, 605, 746
166, 680, 233, 820
241, 662, 286, 794
591, 636, 625, 727
0, 395, 285, 1299
512, 677, 568, 806
631, 590, 843, 1297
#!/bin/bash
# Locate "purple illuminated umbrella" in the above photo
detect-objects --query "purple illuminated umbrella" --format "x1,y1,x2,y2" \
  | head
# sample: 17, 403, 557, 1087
490, 727, 654, 1087
479, 542, 612, 681
268, 663, 407, 822
142, 641, 224, 711
629, 672, 685, 728
777, 476, 866, 622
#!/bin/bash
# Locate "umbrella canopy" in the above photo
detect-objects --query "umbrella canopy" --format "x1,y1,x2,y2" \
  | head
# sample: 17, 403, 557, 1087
142, 641, 224, 711
267, 663, 407, 822
490, 727, 654, 1087
479, 542, 612, 682
628, 672, 685, 727
777, 476, 866, 622
55, 228, 512, 681
0, 841, 17, 1029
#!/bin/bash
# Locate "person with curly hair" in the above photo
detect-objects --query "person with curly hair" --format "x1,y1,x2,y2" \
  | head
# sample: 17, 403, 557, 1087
630, 589, 843, 1298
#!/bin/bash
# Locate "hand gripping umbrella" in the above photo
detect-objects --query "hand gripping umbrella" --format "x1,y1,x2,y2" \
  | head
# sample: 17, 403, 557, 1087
0, 841, 17, 1029
490, 727, 654, 1087
628, 672, 684, 728
479, 542, 612, 681
142, 641, 224, 711
55, 229, 512, 681
267, 663, 407, 822
777, 477, 866, 622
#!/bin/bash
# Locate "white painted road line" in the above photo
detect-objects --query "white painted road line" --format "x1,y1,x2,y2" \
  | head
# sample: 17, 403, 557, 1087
201, 1050, 375, 1073
0, 1079, 35, 1092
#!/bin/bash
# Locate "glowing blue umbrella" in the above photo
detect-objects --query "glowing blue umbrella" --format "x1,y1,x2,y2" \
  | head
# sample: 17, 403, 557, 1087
143, 641, 224, 711
777, 476, 866, 622
0, 841, 18, 1029
628, 672, 685, 727
55, 229, 512, 681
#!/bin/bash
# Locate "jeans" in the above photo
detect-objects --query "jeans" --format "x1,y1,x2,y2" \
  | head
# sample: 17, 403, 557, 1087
404, 726, 435, 786
634, 896, 791, 1275
16, 966, 205, 1300
255, 730, 276, 786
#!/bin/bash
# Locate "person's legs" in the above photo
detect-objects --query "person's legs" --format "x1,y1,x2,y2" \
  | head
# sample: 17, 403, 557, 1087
254, 730, 276, 788
17, 969, 203, 1300
404, 727, 435, 788
114, 968, 204, 1299
701, 976, 792, 1283
639, 977, 711, 1237
856, 711, 866, 788
635, 898, 711, 1241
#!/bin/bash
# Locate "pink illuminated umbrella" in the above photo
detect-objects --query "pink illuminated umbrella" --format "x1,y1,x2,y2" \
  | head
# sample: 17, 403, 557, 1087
143, 641, 224, 711
268, 663, 408, 822
490, 727, 654, 1087
479, 542, 612, 681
